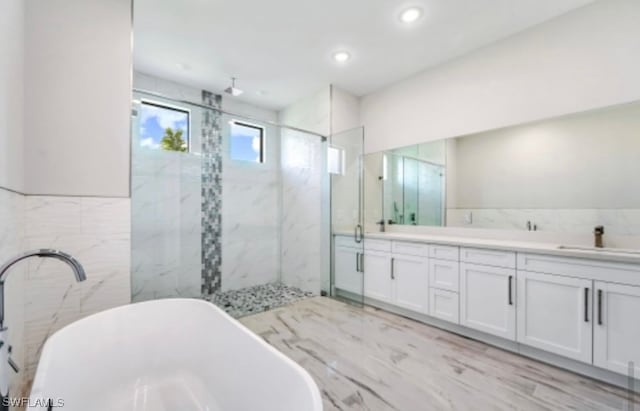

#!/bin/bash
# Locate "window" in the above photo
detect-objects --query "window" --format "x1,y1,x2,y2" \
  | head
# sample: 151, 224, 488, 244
230, 121, 265, 163
139, 100, 190, 152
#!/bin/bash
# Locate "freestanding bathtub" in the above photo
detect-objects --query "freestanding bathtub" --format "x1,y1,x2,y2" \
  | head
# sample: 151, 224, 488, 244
28, 299, 323, 411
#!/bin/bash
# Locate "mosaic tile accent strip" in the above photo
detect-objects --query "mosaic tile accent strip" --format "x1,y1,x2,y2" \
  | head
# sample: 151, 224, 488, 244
206, 282, 314, 318
201, 90, 223, 295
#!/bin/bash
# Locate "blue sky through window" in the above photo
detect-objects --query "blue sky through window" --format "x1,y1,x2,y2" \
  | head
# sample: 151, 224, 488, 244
230, 122, 263, 163
139, 101, 189, 150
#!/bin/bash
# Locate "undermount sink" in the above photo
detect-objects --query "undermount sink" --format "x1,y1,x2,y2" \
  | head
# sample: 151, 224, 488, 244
557, 245, 640, 255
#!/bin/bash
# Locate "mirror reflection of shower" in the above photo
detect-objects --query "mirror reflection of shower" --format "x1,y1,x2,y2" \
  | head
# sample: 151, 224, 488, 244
381, 140, 446, 227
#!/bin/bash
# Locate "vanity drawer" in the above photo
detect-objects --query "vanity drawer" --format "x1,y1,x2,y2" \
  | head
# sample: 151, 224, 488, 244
460, 247, 516, 269
392, 241, 429, 257
429, 245, 459, 261
429, 259, 460, 292
364, 239, 391, 252
429, 288, 459, 324
334, 235, 359, 249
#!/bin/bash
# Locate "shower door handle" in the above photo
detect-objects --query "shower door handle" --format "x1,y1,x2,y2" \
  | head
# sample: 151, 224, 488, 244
354, 225, 363, 243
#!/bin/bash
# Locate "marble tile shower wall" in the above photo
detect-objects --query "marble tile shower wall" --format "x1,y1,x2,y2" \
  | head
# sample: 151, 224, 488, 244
0, 188, 26, 397
131, 148, 202, 302
280, 130, 325, 294
17, 195, 130, 392
447, 208, 640, 235
221, 120, 281, 292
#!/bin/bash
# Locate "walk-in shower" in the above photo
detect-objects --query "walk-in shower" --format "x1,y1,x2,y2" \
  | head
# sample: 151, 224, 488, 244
129, 77, 330, 317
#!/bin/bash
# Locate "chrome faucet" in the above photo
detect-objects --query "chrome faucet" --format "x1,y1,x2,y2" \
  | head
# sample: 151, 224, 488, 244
0, 249, 86, 390
594, 226, 605, 248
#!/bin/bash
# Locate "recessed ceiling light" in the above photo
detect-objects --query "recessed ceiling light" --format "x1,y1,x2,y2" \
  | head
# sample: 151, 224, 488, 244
333, 51, 351, 63
400, 7, 422, 23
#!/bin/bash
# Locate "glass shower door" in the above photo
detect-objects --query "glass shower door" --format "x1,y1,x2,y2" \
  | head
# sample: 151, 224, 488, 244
330, 127, 365, 304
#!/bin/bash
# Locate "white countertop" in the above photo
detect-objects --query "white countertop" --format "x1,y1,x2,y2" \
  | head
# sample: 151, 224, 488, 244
334, 231, 640, 265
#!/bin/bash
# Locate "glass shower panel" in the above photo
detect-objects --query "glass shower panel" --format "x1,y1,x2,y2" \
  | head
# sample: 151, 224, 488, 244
130, 88, 329, 317
281, 129, 329, 296
218, 113, 282, 293
130, 92, 203, 302
330, 127, 365, 304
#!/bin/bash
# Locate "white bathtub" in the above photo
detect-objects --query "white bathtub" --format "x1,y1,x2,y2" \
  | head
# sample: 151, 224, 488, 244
28, 299, 323, 411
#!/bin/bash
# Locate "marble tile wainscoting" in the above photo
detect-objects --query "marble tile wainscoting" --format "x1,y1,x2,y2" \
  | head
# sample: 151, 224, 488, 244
15, 195, 130, 395
447, 208, 640, 236
0, 188, 26, 400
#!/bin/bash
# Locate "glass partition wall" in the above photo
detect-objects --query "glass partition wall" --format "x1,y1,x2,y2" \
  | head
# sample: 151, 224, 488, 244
130, 90, 329, 317
330, 127, 365, 304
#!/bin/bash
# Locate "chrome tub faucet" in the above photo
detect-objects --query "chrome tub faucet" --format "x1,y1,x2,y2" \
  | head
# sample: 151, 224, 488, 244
0, 249, 86, 403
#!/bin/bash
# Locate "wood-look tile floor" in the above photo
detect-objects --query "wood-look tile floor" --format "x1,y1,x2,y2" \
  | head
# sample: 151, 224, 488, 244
240, 297, 640, 411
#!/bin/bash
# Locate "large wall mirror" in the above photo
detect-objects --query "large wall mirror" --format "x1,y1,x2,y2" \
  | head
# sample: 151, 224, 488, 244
365, 100, 640, 236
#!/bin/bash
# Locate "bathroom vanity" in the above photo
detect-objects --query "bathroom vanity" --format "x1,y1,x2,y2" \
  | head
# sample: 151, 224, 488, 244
333, 232, 640, 387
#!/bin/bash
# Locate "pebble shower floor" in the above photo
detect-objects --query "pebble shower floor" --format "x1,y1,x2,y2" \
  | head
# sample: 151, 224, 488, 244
206, 282, 314, 318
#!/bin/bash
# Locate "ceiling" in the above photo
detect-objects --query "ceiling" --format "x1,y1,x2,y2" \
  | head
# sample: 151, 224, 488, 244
133, 0, 594, 110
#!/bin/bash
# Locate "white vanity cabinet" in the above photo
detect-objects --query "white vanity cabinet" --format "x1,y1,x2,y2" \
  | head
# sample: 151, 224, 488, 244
516, 271, 593, 363
333, 235, 364, 295
335, 234, 640, 385
593, 282, 640, 376
362, 240, 429, 314
428, 245, 461, 324
392, 254, 429, 313
363, 250, 393, 303
460, 262, 516, 340
333, 245, 363, 294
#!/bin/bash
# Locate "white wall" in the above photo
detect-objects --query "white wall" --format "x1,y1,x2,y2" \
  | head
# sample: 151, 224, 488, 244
330, 85, 360, 134
361, 0, 640, 153
0, 0, 25, 192
0, 0, 134, 396
23, 0, 132, 197
451, 102, 640, 210
279, 87, 330, 136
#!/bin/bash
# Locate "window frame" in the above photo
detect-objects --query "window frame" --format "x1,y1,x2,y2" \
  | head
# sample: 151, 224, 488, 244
229, 120, 266, 164
139, 99, 192, 152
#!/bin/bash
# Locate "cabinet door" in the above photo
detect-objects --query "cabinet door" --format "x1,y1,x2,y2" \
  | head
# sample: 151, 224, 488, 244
460, 263, 516, 340
393, 255, 428, 313
594, 282, 640, 376
363, 251, 393, 303
429, 259, 459, 292
429, 288, 459, 324
334, 246, 362, 294
517, 271, 592, 363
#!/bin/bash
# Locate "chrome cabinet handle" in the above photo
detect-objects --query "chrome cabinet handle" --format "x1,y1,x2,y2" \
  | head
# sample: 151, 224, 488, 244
355, 253, 360, 272
598, 289, 603, 325
354, 224, 363, 244
390, 258, 395, 280
584, 288, 590, 323
360, 253, 364, 273
508, 275, 513, 306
